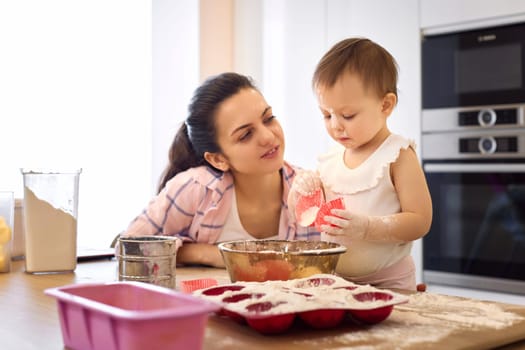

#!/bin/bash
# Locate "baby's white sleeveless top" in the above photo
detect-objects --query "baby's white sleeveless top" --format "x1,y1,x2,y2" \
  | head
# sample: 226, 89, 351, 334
318, 134, 415, 277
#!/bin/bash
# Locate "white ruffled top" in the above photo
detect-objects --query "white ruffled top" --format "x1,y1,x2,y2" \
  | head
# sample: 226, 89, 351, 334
316, 133, 416, 277
319, 134, 415, 195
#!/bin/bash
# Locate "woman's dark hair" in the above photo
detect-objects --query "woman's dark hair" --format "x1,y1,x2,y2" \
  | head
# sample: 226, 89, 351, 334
157, 72, 257, 193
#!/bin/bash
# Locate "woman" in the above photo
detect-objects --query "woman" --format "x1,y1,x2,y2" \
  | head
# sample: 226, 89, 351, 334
121, 72, 320, 267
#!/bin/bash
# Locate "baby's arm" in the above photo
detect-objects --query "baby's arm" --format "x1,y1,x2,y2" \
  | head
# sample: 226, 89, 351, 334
386, 146, 433, 241
323, 147, 432, 243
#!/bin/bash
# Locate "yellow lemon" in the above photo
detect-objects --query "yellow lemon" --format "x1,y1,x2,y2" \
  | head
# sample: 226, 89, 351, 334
0, 247, 6, 270
0, 216, 12, 244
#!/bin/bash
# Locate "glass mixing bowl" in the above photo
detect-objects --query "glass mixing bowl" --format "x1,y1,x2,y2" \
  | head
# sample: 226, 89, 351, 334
218, 240, 347, 282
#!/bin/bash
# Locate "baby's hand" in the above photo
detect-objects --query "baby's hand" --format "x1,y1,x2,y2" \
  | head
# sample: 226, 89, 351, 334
320, 209, 369, 239
322, 211, 404, 243
291, 170, 322, 195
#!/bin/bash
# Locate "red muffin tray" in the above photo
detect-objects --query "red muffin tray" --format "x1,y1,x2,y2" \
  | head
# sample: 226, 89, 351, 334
193, 274, 409, 334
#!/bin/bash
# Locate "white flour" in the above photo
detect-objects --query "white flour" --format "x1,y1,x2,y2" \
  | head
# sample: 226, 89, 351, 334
399, 292, 522, 329
292, 292, 524, 349
194, 274, 409, 315
24, 187, 77, 272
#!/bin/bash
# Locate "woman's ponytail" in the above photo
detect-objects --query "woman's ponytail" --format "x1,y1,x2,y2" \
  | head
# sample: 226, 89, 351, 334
157, 122, 203, 193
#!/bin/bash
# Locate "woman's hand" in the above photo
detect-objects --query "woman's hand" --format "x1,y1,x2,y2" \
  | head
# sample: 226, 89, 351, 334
290, 170, 322, 195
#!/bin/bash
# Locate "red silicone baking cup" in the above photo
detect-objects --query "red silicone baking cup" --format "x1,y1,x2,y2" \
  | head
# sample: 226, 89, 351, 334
180, 278, 219, 293
295, 189, 324, 227
314, 197, 345, 230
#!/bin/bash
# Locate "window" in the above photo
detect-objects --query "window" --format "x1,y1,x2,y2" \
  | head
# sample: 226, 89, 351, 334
0, 1, 153, 248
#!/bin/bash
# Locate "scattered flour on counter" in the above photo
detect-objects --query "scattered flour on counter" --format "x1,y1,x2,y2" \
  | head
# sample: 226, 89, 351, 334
293, 317, 452, 350
292, 291, 524, 349
397, 292, 523, 329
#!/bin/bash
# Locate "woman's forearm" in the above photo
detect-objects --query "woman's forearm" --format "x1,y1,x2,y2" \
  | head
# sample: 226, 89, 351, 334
176, 242, 225, 268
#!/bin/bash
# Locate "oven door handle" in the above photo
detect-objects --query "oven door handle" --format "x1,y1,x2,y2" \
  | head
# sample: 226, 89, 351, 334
423, 163, 525, 173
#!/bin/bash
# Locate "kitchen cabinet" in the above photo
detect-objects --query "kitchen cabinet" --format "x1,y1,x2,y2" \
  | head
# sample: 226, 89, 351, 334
420, 0, 525, 31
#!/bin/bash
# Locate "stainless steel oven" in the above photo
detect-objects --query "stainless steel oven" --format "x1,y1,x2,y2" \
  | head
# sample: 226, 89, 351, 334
421, 21, 525, 294
422, 124, 525, 294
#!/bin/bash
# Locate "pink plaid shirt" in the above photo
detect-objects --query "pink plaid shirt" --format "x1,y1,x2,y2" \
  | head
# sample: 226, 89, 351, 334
123, 162, 320, 244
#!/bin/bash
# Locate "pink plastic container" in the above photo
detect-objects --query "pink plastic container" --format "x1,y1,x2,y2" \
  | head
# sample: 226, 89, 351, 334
45, 281, 220, 350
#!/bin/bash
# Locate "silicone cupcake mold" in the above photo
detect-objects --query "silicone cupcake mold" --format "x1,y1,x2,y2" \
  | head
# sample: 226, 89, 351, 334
193, 274, 409, 334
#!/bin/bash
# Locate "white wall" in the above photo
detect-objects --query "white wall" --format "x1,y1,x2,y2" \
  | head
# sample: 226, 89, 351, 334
152, 0, 199, 191
233, 0, 263, 85
261, 0, 331, 171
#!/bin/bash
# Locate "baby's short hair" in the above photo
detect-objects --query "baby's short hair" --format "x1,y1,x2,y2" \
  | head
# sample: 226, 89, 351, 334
313, 37, 398, 100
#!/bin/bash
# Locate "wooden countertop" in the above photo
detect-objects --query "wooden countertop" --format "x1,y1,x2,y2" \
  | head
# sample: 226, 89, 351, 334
1, 259, 525, 350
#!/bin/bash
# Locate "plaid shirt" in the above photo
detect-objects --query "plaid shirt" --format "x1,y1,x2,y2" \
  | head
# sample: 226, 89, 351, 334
123, 161, 320, 244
